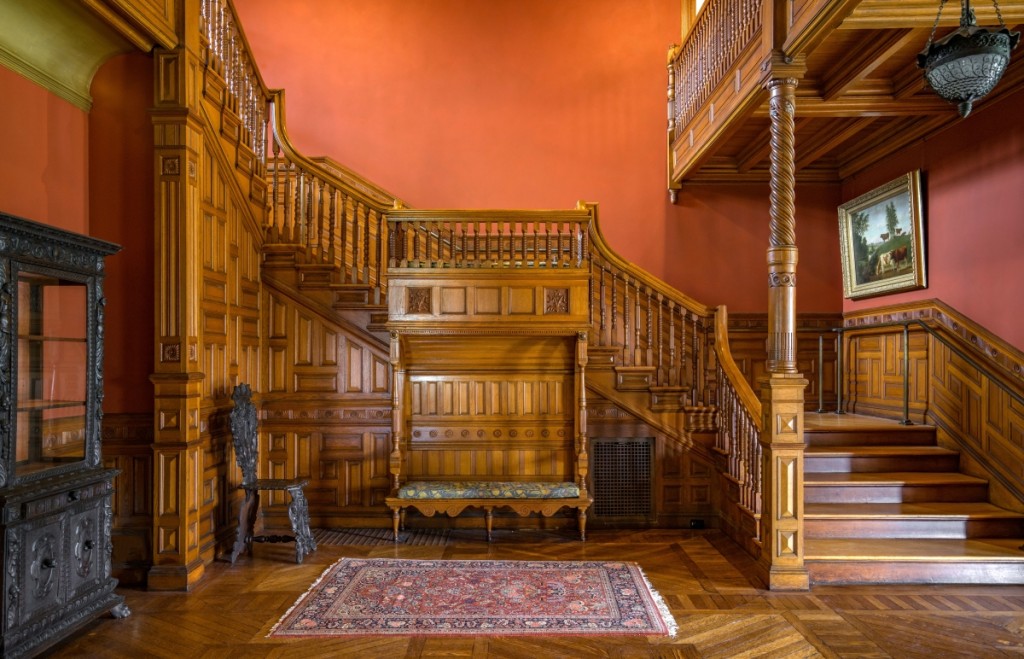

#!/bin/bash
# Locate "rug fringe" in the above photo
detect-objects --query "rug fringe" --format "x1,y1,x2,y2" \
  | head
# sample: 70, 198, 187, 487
266, 557, 346, 637
634, 564, 678, 638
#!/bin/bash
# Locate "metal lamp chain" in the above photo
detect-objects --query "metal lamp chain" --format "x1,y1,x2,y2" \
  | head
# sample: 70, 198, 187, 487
926, 0, 950, 48
993, 0, 1007, 29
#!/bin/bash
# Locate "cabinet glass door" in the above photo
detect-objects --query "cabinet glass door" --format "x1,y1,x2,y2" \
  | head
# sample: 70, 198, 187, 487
16, 272, 88, 477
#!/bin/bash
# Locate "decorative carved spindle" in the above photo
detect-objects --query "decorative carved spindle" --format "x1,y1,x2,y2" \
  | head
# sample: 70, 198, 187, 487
270, 139, 281, 241
600, 264, 608, 346
327, 185, 337, 265
656, 293, 664, 385
668, 300, 677, 386
633, 279, 642, 366
690, 312, 700, 404
353, 202, 364, 277
623, 275, 631, 365
484, 221, 492, 264
610, 269, 618, 344
645, 289, 653, 368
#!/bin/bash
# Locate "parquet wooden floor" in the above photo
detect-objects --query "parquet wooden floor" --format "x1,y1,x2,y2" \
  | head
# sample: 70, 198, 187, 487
50, 530, 1024, 658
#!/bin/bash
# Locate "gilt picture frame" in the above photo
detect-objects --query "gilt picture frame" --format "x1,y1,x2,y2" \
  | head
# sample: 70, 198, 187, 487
838, 170, 926, 300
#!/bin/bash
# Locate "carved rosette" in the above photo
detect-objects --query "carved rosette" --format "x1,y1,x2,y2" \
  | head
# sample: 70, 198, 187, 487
407, 287, 432, 314
74, 517, 96, 578
544, 288, 570, 314
29, 534, 57, 599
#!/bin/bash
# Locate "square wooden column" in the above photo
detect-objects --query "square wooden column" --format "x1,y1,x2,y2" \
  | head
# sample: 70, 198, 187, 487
148, 0, 207, 591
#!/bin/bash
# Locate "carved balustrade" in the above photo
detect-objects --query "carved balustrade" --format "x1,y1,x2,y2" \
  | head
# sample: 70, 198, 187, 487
201, 0, 269, 168
668, 0, 763, 141
265, 101, 397, 302
713, 306, 763, 544
387, 210, 590, 270
586, 207, 714, 403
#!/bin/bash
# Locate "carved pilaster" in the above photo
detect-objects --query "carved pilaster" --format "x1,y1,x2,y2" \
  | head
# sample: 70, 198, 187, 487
766, 77, 799, 375
757, 373, 808, 590
148, 0, 208, 591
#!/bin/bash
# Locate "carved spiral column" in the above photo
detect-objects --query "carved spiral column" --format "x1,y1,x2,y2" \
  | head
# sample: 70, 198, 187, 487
758, 75, 808, 591
766, 77, 799, 375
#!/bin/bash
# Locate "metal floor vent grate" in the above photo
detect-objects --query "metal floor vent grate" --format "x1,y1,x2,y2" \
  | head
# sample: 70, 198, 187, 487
592, 438, 652, 518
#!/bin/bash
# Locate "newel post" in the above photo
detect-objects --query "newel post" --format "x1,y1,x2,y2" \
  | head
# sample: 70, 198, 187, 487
759, 74, 808, 590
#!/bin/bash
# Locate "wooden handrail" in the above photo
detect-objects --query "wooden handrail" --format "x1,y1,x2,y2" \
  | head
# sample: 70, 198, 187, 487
714, 305, 762, 425
586, 202, 714, 400
263, 90, 404, 302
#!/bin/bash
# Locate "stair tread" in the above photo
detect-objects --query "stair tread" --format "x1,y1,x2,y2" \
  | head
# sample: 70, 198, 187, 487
806, 502, 1024, 518
805, 413, 935, 432
805, 446, 957, 456
805, 537, 1024, 562
805, 472, 988, 485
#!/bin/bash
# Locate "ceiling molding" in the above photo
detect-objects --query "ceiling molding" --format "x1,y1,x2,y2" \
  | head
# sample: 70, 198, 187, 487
0, 0, 134, 111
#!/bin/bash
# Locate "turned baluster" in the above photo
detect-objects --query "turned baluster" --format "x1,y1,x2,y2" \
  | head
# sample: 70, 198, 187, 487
623, 274, 632, 366
633, 279, 643, 366
326, 185, 337, 265
668, 300, 677, 386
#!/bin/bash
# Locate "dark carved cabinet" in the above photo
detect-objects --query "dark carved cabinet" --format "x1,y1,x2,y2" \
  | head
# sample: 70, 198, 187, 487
0, 213, 128, 657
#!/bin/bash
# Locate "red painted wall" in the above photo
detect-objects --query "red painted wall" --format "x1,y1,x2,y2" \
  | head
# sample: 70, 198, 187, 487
668, 183, 842, 311
236, 0, 842, 313
843, 87, 1024, 350
0, 66, 89, 233
88, 53, 155, 413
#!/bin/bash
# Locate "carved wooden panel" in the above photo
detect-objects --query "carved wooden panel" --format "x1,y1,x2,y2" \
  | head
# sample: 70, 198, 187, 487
388, 271, 590, 331
260, 405, 392, 526
587, 393, 715, 527
726, 314, 842, 411
929, 337, 1024, 511
845, 328, 929, 422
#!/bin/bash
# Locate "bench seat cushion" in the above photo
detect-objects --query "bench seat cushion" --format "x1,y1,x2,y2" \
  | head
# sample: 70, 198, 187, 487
398, 481, 580, 500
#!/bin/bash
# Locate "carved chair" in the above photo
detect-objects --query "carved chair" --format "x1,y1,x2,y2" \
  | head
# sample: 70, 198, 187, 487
228, 383, 316, 564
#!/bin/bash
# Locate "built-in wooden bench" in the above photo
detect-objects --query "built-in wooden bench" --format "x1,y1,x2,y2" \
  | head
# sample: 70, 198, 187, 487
384, 209, 594, 541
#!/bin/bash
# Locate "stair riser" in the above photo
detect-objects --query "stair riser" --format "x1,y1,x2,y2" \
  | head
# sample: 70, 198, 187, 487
807, 561, 1024, 585
805, 430, 936, 447
806, 518, 1024, 539
806, 484, 989, 504
805, 455, 960, 473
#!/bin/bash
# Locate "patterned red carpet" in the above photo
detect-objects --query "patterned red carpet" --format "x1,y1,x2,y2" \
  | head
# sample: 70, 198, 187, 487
269, 558, 677, 637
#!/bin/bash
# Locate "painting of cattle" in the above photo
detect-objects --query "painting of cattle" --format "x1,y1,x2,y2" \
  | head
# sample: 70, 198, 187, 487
838, 170, 927, 299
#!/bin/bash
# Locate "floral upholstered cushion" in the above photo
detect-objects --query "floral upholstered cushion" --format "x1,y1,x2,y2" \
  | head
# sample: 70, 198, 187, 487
397, 481, 580, 499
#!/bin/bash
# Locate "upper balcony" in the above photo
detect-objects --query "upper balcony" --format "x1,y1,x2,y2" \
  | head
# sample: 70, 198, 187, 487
667, 0, 1024, 194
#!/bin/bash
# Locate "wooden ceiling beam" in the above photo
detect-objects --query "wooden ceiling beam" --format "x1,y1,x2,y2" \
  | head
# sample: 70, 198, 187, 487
822, 29, 920, 100
840, 1, 1024, 29
753, 93, 951, 117
735, 126, 773, 174
838, 115, 950, 178
796, 117, 876, 170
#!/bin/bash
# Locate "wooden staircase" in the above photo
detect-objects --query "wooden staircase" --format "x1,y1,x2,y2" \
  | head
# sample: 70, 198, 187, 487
803, 413, 1024, 584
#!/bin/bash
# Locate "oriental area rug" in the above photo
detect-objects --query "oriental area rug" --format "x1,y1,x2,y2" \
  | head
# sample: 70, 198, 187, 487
269, 558, 677, 637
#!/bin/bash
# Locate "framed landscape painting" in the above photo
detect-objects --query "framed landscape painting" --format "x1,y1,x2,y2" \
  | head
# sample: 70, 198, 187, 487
838, 170, 926, 299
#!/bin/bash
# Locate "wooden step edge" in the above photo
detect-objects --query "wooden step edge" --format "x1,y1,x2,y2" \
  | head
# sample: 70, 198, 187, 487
804, 473, 989, 485
804, 446, 959, 456
805, 538, 1024, 559
805, 511, 1024, 521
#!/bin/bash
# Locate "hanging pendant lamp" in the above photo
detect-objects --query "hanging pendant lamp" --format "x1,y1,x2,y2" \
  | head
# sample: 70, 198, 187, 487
917, 0, 1020, 118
